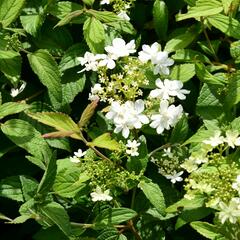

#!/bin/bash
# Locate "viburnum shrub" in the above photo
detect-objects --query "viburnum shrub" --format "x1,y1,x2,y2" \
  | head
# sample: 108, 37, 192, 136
1, 0, 240, 239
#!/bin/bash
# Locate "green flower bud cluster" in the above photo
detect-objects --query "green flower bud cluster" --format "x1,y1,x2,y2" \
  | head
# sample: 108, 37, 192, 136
111, 0, 136, 13
6, 33, 22, 51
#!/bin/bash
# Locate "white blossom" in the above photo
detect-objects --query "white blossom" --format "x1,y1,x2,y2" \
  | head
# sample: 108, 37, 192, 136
165, 171, 184, 184
106, 99, 149, 138
126, 139, 141, 156
77, 52, 99, 72
88, 83, 104, 101
218, 199, 240, 224
96, 54, 116, 69
70, 156, 80, 163
162, 147, 173, 158
138, 42, 162, 63
105, 38, 136, 60
100, 0, 110, 4
10, 81, 26, 97
117, 11, 130, 21
90, 186, 113, 202
150, 100, 183, 134
149, 79, 190, 100
224, 130, 240, 148
232, 175, 240, 192
203, 131, 224, 147
74, 148, 87, 158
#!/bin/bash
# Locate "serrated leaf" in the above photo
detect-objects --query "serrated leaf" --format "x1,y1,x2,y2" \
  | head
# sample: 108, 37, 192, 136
126, 135, 148, 174
83, 17, 105, 53
190, 221, 225, 239
166, 196, 205, 212
176, 0, 223, 21
88, 10, 121, 23
196, 83, 224, 119
55, 10, 84, 27
20, 14, 45, 37
53, 168, 89, 198
208, 14, 240, 39
0, 0, 25, 27
42, 131, 75, 138
0, 102, 29, 119
78, 100, 98, 129
0, 50, 21, 80
106, 21, 136, 35
170, 63, 195, 82
0, 176, 23, 202
89, 133, 120, 151
153, 0, 168, 40
40, 201, 72, 237
28, 50, 62, 109
195, 62, 226, 85
172, 49, 211, 63
9, 215, 32, 224
95, 208, 137, 225
37, 151, 56, 196
138, 180, 165, 216
97, 227, 119, 240
1, 119, 51, 169
28, 112, 81, 140
59, 43, 87, 72
170, 114, 189, 143
164, 24, 201, 52
20, 175, 38, 201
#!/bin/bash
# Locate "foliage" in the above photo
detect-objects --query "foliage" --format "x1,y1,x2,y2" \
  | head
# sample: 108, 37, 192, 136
1, 0, 240, 239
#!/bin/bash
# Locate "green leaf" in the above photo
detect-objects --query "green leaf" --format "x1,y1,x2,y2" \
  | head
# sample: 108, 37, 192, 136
126, 135, 148, 174
28, 49, 62, 109
195, 62, 226, 85
20, 175, 38, 201
55, 10, 84, 27
88, 10, 121, 23
176, 0, 223, 21
89, 133, 120, 151
138, 180, 166, 216
153, 0, 168, 40
95, 208, 137, 225
62, 74, 86, 105
0, 50, 22, 81
170, 63, 195, 82
230, 40, 240, 63
196, 83, 224, 119
225, 71, 240, 108
59, 43, 87, 72
0, 0, 25, 28
0, 102, 29, 119
83, 17, 105, 53
171, 49, 211, 63
1, 119, 51, 169
164, 24, 201, 52
9, 215, 32, 224
208, 14, 240, 39
97, 227, 119, 240
20, 14, 45, 37
49, 1, 84, 24
170, 114, 189, 143
53, 167, 89, 198
40, 201, 72, 237
166, 196, 205, 212
37, 151, 56, 197
106, 21, 136, 35
28, 112, 81, 140
190, 221, 225, 239
0, 176, 23, 202
175, 207, 212, 230
82, 0, 95, 6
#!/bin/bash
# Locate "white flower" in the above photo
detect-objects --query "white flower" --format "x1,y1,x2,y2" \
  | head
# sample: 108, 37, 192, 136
105, 38, 136, 60
203, 131, 224, 147
149, 79, 190, 100
162, 147, 173, 158
88, 83, 104, 101
126, 139, 141, 156
10, 81, 26, 97
74, 148, 87, 158
232, 175, 240, 192
138, 42, 174, 75
117, 11, 130, 21
165, 171, 184, 184
100, 0, 110, 4
77, 52, 99, 72
106, 99, 149, 138
224, 130, 240, 148
150, 100, 183, 134
90, 186, 113, 202
218, 199, 240, 224
70, 156, 80, 163
96, 54, 116, 69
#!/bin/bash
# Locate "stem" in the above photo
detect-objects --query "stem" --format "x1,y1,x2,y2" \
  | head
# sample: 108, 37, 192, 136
201, 17, 219, 62
127, 220, 142, 240
22, 90, 44, 102
70, 222, 126, 229
131, 188, 136, 209
148, 143, 177, 157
